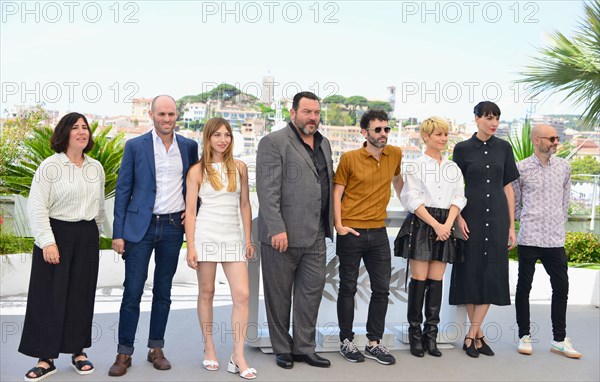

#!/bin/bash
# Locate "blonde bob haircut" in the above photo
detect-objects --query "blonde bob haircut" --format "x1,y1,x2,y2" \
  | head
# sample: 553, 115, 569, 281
420, 116, 450, 142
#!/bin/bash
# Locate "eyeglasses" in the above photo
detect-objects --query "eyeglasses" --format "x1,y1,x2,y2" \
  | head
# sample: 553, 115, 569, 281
366, 126, 391, 134
539, 136, 560, 143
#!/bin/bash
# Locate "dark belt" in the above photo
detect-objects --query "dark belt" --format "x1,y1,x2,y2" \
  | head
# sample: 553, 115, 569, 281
152, 211, 183, 221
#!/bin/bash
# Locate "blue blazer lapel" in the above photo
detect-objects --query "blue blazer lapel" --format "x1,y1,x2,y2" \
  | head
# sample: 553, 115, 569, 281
176, 134, 190, 173
142, 132, 156, 180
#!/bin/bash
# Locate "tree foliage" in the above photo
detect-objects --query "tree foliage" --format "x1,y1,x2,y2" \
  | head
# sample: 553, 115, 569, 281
556, 140, 575, 158
0, 106, 48, 183
570, 155, 600, 178
519, 1, 600, 127
177, 83, 258, 111
325, 104, 353, 126
323, 95, 347, 104
345, 96, 368, 108
367, 101, 393, 112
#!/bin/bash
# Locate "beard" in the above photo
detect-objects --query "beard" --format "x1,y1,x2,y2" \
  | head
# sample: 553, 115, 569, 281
540, 144, 557, 155
367, 134, 387, 148
293, 116, 319, 136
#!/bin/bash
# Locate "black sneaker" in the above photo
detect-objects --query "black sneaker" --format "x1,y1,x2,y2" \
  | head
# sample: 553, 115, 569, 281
365, 342, 396, 365
340, 339, 365, 363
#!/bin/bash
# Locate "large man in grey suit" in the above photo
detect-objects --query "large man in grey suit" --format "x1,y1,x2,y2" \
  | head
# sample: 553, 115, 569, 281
256, 91, 334, 369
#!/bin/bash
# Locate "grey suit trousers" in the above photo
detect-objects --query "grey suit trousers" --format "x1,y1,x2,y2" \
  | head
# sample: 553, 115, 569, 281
261, 227, 326, 355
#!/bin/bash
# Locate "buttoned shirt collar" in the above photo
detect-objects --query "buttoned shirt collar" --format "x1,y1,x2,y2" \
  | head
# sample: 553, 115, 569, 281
470, 132, 497, 148
422, 153, 448, 164
57, 152, 90, 165
151, 128, 179, 151
359, 142, 394, 159
531, 152, 555, 167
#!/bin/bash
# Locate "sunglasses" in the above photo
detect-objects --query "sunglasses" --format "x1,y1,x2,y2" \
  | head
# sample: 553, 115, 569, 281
366, 126, 391, 134
539, 136, 560, 143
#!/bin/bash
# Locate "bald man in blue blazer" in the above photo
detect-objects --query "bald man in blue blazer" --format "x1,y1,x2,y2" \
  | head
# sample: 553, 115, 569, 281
109, 95, 198, 377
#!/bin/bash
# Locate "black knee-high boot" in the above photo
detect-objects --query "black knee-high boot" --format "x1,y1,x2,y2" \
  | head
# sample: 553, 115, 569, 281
423, 279, 443, 357
407, 278, 427, 357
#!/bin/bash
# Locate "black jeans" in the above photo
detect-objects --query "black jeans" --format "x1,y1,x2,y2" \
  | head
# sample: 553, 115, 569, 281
515, 245, 569, 342
336, 227, 391, 342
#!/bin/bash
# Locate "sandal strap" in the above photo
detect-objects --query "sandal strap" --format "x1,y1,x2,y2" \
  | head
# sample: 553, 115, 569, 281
240, 367, 257, 377
72, 352, 87, 360
74, 359, 94, 367
26, 367, 46, 378
26, 361, 56, 379
38, 358, 54, 366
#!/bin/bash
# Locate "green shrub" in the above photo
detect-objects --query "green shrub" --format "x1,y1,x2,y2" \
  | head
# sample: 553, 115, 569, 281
100, 236, 113, 250
564, 232, 600, 263
0, 235, 113, 254
0, 233, 34, 255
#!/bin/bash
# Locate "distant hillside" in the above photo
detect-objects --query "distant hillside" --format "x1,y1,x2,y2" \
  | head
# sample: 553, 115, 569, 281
177, 83, 258, 106
323, 94, 392, 113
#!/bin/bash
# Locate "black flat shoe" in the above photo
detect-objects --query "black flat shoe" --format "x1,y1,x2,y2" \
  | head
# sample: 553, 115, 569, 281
275, 353, 293, 369
293, 353, 331, 368
476, 336, 495, 356
463, 337, 479, 358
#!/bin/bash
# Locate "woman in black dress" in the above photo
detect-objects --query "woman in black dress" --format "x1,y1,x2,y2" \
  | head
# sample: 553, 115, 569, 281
449, 101, 519, 358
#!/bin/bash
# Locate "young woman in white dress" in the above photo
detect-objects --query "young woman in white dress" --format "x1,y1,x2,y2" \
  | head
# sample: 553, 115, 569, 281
185, 117, 256, 379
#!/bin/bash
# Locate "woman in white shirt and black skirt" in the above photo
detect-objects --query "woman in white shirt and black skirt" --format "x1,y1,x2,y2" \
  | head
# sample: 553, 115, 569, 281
19, 113, 105, 381
394, 117, 466, 358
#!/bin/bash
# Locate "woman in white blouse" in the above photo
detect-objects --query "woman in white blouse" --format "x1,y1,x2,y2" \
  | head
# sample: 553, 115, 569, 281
395, 117, 466, 358
19, 113, 105, 381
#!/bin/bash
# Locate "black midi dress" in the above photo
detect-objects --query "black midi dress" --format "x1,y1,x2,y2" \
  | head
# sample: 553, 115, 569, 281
449, 133, 519, 306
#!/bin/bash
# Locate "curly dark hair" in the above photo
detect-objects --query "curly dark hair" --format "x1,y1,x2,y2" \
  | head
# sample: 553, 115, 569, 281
360, 110, 389, 130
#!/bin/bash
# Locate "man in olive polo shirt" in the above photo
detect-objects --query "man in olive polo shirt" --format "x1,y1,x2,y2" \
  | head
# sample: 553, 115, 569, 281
334, 110, 403, 365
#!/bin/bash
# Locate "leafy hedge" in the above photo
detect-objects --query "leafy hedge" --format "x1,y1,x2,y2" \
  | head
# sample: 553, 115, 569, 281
508, 231, 599, 265
0, 234, 113, 255
564, 232, 600, 263
0, 233, 33, 255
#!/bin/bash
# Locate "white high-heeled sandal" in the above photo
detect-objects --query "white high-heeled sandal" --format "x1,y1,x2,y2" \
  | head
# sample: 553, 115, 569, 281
227, 356, 257, 380
202, 359, 219, 371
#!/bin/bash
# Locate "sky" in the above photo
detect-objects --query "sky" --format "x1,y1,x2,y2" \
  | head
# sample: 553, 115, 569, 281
0, 0, 589, 124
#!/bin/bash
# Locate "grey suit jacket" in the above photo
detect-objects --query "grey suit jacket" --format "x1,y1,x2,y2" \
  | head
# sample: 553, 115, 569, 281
256, 124, 334, 247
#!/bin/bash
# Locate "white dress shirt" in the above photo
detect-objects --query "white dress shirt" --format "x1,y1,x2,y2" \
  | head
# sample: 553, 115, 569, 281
400, 154, 467, 213
151, 128, 185, 214
27, 152, 106, 248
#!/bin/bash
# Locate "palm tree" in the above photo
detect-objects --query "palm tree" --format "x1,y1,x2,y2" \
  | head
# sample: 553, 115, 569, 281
507, 118, 534, 162
1, 122, 125, 199
519, 0, 600, 127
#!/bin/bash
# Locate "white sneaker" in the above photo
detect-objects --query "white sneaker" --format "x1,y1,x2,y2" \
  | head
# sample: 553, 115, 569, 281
518, 335, 533, 355
551, 338, 582, 359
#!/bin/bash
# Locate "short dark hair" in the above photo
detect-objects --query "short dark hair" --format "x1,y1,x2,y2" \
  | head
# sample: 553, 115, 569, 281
474, 101, 501, 118
292, 91, 320, 110
360, 110, 389, 130
50, 112, 94, 153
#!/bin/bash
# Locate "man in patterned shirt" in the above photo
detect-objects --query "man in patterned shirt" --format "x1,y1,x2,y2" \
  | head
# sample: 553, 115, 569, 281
512, 124, 582, 359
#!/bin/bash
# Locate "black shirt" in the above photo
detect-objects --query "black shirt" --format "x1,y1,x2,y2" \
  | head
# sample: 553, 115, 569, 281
288, 122, 331, 237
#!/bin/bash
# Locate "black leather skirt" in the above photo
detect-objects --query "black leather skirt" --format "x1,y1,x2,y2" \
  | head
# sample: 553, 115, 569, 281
393, 207, 463, 264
